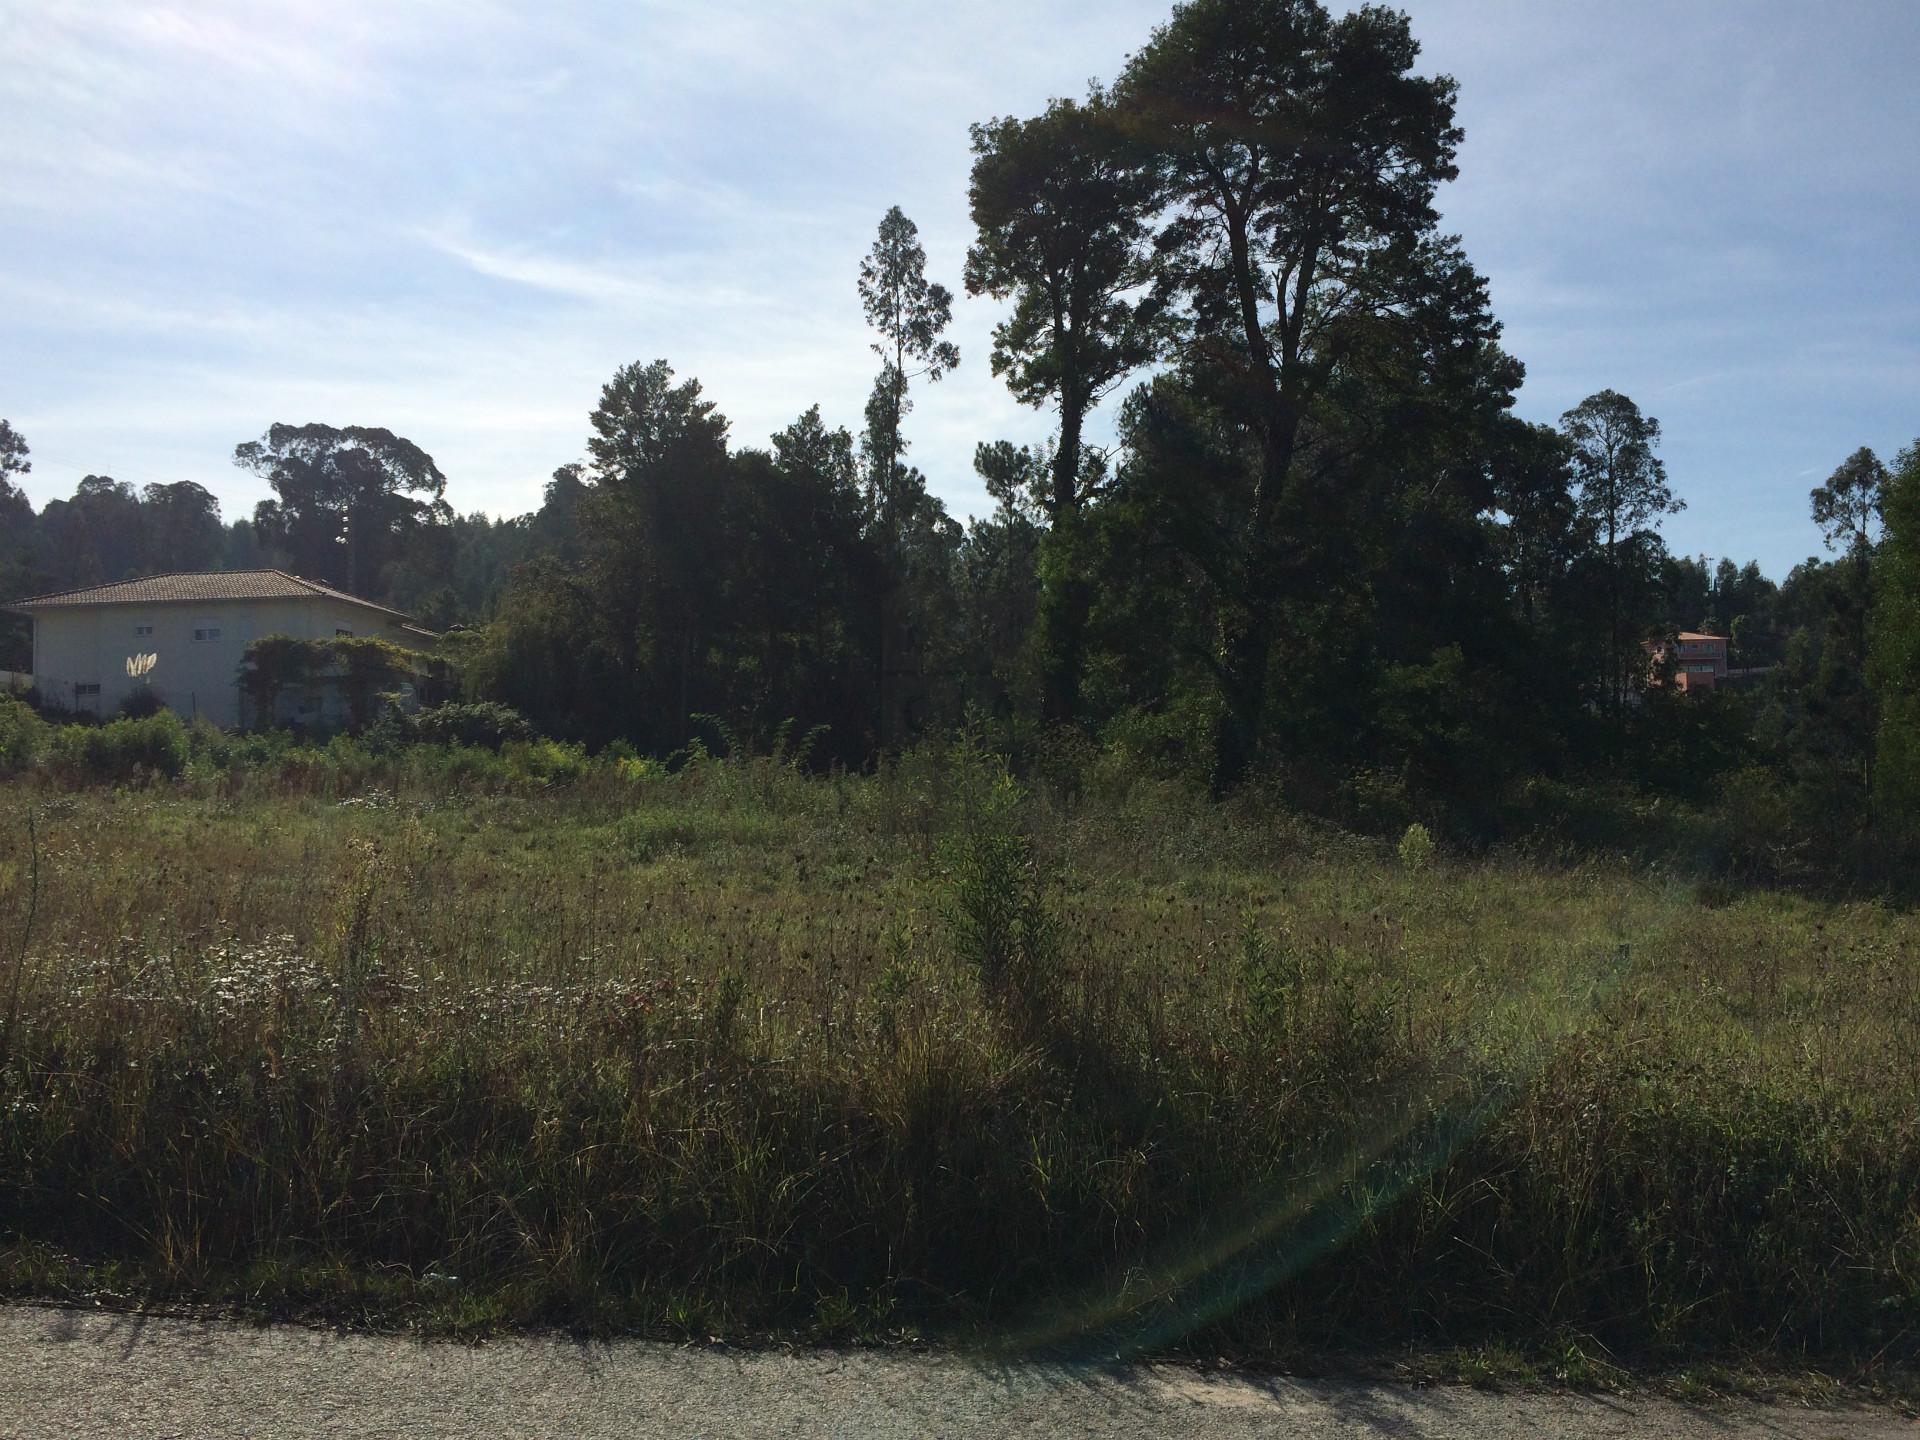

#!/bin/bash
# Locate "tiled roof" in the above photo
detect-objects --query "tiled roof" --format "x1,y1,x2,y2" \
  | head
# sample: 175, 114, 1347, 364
1675, 631, 1725, 642
2, 570, 416, 622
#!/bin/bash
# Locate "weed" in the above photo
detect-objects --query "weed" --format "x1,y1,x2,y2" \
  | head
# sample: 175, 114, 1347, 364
0, 753, 1914, 1378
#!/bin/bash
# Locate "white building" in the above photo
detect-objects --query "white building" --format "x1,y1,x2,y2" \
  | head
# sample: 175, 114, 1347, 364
2, 570, 436, 729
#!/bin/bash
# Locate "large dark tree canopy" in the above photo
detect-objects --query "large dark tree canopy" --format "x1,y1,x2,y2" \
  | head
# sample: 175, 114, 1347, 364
586, 360, 729, 488
1112, 0, 1492, 789
1119, 0, 1467, 402
966, 90, 1162, 509
140, 481, 224, 574
234, 423, 449, 593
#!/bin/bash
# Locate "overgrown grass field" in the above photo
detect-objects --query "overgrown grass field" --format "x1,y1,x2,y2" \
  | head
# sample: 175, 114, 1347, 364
0, 739, 1915, 1387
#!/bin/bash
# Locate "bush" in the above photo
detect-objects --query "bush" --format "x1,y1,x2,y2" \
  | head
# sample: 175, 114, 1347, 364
410, 701, 537, 750
1397, 821, 1436, 871
937, 765, 1056, 1019
47, 710, 190, 783
0, 696, 49, 773
503, 738, 590, 786
117, 688, 167, 720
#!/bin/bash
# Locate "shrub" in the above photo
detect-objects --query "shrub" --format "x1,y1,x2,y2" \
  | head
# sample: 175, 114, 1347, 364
504, 738, 590, 787
117, 688, 168, 720
0, 696, 49, 773
937, 765, 1056, 1019
46, 710, 190, 783
1397, 821, 1436, 871
410, 701, 537, 750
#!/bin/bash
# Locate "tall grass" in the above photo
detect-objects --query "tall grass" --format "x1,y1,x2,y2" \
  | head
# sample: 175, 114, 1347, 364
0, 735, 1915, 1373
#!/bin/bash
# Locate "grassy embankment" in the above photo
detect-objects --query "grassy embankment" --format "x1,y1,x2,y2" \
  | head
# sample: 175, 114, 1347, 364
0, 732, 1915, 1390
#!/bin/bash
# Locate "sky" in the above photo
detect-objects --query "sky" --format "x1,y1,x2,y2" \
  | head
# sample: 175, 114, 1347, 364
2, 0, 1916, 581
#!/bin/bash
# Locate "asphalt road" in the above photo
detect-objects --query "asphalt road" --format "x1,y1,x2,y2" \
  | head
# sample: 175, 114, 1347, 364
0, 1305, 1906, 1438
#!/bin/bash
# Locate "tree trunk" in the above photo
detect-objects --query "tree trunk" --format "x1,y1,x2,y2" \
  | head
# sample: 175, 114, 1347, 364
1039, 548, 1090, 729
878, 577, 903, 754
1209, 420, 1296, 796
678, 621, 693, 741
1041, 401, 1088, 728
877, 347, 908, 754
1210, 592, 1276, 797
1203, 192, 1303, 795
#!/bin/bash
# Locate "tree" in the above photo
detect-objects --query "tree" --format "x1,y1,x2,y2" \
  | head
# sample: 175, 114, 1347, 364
1811, 446, 1886, 560
858, 207, 960, 529
529, 463, 592, 565
857, 207, 961, 748
1660, 552, 1713, 633
238, 634, 318, 727
0, 423, 32, 666
955, 444, 1045, 721
0, 420, 28, 488
140, 481, 224, 574
582, 360, 734, 742
329, 636, 419, 731
967, 90, 1163, 723
1559, 389, 1682, 713
772, 405, 860, 500
971, 440, 1046, 524
0, 425, 31, 559
36, 476, 144, 589
234, 424, 449, 594
0, 478, 30, 571
1871, 441, 1920, 837
1777, 447, 1888, 795
1117, 0, 1488, 791
221, 517, 274, 570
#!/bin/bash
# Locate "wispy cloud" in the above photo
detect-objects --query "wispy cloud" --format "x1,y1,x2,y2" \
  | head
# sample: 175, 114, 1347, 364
418, 229, 691, 311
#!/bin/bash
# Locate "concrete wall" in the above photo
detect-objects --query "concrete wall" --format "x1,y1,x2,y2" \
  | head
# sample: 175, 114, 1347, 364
27, 598, 415, 729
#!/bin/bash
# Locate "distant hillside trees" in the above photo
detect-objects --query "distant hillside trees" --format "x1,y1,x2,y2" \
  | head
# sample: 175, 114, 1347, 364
0, 415, 530, 640
1870, 443, 1920, 834
234, 423, 452, 596
472, 365, 898, 761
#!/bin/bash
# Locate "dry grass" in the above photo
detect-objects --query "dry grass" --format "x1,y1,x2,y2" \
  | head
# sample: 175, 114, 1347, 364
0, 750, 1915, 1378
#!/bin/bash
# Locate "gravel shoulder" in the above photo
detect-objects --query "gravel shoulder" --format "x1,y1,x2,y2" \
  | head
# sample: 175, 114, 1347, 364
0, 1305, 1907, 1439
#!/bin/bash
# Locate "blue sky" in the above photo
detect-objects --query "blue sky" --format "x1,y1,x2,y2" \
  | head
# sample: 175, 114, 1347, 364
3, 0, 1915, 580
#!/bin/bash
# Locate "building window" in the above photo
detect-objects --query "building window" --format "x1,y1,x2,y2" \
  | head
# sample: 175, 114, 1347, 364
75, 683, 101, 697
335, 627, 353, 637
133, 623, 154, 638
193, 622, 222, 642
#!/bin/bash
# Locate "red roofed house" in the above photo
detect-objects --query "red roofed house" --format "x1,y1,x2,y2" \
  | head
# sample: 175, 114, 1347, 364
1649, 631, 1729, 693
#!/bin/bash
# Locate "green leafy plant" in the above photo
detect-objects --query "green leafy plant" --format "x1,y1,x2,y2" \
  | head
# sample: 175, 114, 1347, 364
937, 764, 1056, 1019
1398, 822, 1436, 872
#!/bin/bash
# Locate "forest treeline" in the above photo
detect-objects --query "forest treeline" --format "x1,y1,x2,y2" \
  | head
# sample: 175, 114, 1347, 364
3, 0, 1917, 876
